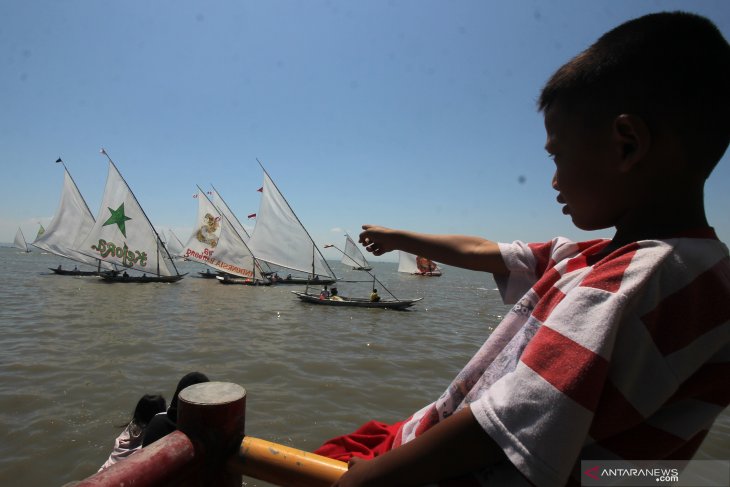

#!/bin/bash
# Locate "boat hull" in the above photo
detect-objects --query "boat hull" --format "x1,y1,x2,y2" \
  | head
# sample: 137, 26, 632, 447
100, 273, 186, 283
215, 276, 272, 286
49, 268, 101, 276
292, 291, 421, 310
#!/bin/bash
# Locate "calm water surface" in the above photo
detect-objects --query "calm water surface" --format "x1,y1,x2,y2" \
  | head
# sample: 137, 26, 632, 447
0, 248, 727, 486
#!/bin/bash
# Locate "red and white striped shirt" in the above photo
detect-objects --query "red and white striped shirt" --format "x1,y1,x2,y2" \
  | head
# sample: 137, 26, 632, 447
395, 230, 730, 486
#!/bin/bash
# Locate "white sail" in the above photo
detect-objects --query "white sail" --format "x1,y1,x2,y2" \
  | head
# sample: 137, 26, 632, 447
210, 186, 274, 275
211, 188, 251, 242
342, 233, 371, 270
165, 229, 186, 258
14, 227, 30, 252
182, 190, 261, 279
78, 159, 174, 276
33, 168, 113, 269
398, 251, 442, 275
247, 168, 336, 279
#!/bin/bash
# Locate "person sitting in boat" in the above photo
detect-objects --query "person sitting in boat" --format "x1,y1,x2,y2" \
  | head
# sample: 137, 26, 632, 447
286, 273, 292, 280
370, 289, 380, 302
330, 286, 343, 301
319, 285, 330, 300
99, 394, 166, 471
57, 264, 62, 270
122, 271, 129, 278
143, 372, 209, 447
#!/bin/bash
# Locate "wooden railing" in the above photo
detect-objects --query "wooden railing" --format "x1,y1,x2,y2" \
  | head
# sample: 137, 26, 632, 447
75, 382, 347, 487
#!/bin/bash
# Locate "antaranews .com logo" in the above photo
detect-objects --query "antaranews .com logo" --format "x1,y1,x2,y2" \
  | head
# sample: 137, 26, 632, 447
580, 460, 729, 486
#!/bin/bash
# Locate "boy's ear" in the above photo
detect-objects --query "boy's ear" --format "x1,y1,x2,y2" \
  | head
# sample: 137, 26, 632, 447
612, 114, 651, 171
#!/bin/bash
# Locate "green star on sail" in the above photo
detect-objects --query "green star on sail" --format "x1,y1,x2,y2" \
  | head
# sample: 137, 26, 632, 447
103, 203, 132, 237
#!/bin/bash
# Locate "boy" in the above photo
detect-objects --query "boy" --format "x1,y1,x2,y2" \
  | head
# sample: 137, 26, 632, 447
316, 11, 730, 487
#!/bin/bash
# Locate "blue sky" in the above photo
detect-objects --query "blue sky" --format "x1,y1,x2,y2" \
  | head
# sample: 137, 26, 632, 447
2, 1, 729, 261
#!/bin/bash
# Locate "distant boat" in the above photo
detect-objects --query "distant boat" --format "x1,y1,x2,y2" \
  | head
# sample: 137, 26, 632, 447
33, 160, 115, 276
341, 233, 372, 271
77, 149, 184, 283
246, 161, 338, 286
292, 291, 421, 310
13, 227, 30, 253
398, 251, 442, 276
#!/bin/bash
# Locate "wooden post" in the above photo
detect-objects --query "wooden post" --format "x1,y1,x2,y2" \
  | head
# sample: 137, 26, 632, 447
176, 381, 247, 487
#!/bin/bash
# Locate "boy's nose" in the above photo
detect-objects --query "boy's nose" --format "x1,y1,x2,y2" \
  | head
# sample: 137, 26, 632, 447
552, 172, 559, 190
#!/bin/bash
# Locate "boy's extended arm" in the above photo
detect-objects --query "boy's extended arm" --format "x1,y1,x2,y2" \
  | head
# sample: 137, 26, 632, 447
359, 225, 508, 275
332, 406, 505, 487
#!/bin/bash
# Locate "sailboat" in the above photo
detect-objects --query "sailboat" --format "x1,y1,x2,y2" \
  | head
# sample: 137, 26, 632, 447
341, 233, 372, 271
13, 227, 31, 252
209, 185, 275, 282
164, 229, 186, 260
398, 251, 442, 276
182, 187, 267, 284
303, 243, 422, 309
77, 149, 185, 283
246, 161, 338, 286
33, 159, 116, 276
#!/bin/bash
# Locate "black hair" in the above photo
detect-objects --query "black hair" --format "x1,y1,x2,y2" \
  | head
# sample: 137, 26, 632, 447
539, 12, 730, 177
119, 394, 166, 431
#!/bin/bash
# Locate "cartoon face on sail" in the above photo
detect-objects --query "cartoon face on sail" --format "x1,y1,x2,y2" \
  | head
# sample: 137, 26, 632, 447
195, 213, 220, 247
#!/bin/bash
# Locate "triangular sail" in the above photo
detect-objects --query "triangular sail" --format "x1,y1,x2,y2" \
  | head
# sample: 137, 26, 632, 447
14, 228, 30, 252
342, 233, 371, 270
33, 168, 113, 269
182, 189, 261, 279
398, 251, 441, 275
211, 187, 251, 242
247, 167, 336, 279
165, 229, 186, 259
36, 224, 45, 239
78, 159, 174, 276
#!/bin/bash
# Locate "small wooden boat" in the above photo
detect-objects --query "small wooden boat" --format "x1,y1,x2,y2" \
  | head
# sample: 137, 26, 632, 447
198, 270, 228, 279
100, 272, 186, 283
292, 291, 421, 310
215, 275, 272, 286
49, 267, 100, 276
398, 251, 442, 277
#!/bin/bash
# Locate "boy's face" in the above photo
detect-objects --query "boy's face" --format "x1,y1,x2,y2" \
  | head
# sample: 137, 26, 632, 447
544, 102, 629, 231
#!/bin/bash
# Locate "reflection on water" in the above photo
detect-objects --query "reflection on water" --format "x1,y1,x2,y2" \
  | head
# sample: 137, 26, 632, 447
0, 248, 726, 486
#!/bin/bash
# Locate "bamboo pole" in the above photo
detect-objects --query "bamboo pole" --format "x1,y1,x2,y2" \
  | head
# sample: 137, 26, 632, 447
229, 436, 347, 487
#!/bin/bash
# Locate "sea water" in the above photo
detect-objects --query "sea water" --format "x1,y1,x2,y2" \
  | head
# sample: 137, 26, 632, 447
0, 247, 727, 486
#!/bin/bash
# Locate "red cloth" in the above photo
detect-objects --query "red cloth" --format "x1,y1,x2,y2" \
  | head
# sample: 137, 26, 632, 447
314, 420, 405, 462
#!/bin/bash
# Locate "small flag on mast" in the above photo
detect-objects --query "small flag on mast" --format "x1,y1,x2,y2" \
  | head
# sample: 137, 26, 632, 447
55, 158, 62, 163
256, 187, 263, 192
324, 244, 334, 248
247, 213, 256, 219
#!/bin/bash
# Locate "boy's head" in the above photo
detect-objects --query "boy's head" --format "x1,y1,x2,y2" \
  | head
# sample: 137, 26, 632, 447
539, 12, 730, 179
